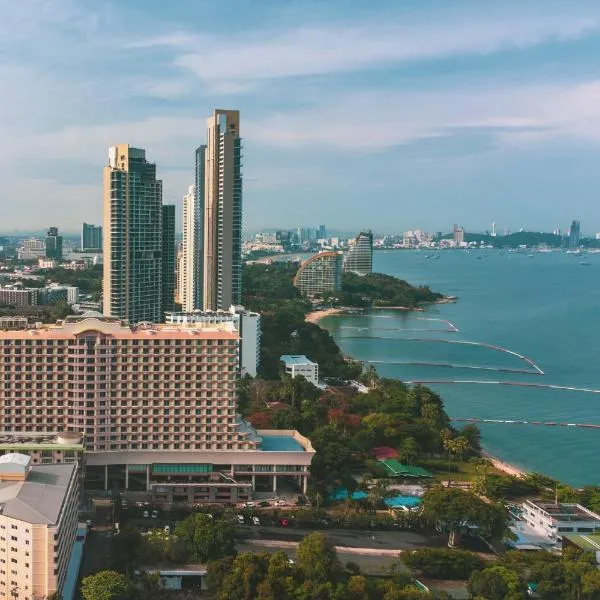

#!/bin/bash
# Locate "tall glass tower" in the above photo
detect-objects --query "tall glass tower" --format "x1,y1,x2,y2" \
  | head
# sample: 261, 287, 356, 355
203, 110, 242, 310
103, 145, 164, 324
344, 230, 373, 276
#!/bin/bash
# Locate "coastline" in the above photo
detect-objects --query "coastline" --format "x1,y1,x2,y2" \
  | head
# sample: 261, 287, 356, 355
305, 308, 346, 324
482, 451, 527, 478
309, 305, 530, 480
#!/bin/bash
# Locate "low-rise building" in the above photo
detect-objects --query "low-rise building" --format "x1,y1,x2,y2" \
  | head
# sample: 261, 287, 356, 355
0, 453, 80, 599
522, 499, 600, 543
0, 287, 38, 307
280, 355, 319, 386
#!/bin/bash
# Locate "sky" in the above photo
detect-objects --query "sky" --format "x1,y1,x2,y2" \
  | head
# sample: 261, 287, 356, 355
3, 0, 600, 235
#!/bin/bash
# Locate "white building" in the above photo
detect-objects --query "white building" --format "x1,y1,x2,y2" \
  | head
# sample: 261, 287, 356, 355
522, 499, 600, 543
165, 305, 261, 377
0, 454, 80, 599
182, 184, 202, 312
280, 355, 319, 387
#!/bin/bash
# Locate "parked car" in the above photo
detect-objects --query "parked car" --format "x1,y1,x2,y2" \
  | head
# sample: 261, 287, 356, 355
252, 516, 260, 526
279, 518, 289, 527
151, 510, 159, 519
245, 501, 255, 508
237, 514, 245, 525
143, 510, 149, 518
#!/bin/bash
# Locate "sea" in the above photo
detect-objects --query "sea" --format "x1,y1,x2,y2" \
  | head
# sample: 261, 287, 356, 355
320, 249, 600, 487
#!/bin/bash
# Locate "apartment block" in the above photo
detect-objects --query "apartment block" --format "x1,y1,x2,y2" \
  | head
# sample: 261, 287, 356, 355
0, 454, 80, 599
280, 355, 319, 387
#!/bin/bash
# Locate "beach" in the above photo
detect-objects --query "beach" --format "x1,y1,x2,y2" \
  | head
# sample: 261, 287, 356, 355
305, 307, 346, 324
484, 452, 526, 478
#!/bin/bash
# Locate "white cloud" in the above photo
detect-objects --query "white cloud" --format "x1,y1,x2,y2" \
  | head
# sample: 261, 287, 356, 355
172, 13, 600, 91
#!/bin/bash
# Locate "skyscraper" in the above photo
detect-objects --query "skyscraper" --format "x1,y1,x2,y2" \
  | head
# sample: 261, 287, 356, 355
45, 227, 63, 259
203, 110, 242, 310
81, 223, 103, 251
317, 225, 327, 240
103, 144, 163, 324
345, 230, 373, 275
162, 204, 176, 314
569, 220, 581, 248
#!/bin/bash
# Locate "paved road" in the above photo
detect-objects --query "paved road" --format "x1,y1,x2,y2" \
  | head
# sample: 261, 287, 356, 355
237, 525, 446, 550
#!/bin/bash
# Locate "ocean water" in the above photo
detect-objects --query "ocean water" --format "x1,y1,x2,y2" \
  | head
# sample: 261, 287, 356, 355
322, 249, 600, 486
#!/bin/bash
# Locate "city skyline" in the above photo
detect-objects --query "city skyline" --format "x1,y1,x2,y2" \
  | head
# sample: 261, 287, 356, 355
4, 2, 600, 232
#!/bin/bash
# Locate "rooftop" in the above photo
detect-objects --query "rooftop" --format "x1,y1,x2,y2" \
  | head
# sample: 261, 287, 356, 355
0, 432, 84, 451
0, 462, 76, 524
563, 533, 600, 551
0, 316, 238, 340
526, 500, 600, 522
280, 354, 315, 366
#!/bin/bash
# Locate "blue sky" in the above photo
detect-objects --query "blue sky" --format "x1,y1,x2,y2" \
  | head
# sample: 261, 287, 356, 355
3, 0, 600, 235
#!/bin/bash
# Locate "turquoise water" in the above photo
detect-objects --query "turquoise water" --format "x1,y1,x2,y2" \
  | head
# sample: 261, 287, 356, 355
322, 250, 600, 486
260, 435, 305, 452
330, 488, 421, 508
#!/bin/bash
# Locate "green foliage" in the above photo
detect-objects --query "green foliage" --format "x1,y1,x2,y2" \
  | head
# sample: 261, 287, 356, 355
296, 532, 343, 583
474, 473, 539, 501
402, 548, 485, 580
468, 566, 527, 600
81, 570, 133, 600
422, 487, 509, 546
39, 264, 103, 294
174, 513, 236, 563
339, 272, 442, 308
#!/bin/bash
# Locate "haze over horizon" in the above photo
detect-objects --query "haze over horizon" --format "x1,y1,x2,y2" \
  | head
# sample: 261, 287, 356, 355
2, 0, 600, 233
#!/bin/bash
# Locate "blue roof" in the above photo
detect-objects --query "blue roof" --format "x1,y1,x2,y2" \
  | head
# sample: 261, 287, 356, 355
280, 354, 315, 366
260, 435, 305, 452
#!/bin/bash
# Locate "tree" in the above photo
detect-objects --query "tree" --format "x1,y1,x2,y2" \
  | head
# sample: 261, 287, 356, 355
468, 566, 527, 600
81, 570, 132, 600
402, 548, 485, 580
422, 487, 509, 547
174, 513, 235, 562
109, 527, 143, 574
296, 532, 342, 583
398, 437, 420, 465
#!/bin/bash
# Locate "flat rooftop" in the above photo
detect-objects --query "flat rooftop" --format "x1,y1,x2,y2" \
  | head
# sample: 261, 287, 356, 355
280, 354, 315, 366
0, 432, 84, 451
527, 500, 600, 522
0, 316, 238, 340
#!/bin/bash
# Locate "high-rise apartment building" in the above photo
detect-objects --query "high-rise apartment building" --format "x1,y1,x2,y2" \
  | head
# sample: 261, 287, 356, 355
453, 224, 465, 246
181, 178, 202, 312
0, 454, 80, 599
81, 223, 103, 251
344, 230, 373, 276
45, 227, 63, 260
294, 251, 343, 296
569, 220, 581, 248
103, 145, 164, 324
317, 225, 327, 240
162, 205, 176, 314
0, 315, 313, 503
203, 110, 242, 311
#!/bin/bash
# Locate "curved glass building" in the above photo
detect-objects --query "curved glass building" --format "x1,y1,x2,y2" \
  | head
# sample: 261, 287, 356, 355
294, 251, 343, 296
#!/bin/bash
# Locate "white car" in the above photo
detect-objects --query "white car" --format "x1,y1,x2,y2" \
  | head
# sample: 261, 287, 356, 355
276, 499, 287, 506
252, 516, 260, 526
143, 510, 149, 518
236, 514, 245, 525
151, 510, 159, 519
245, 501, 255, 508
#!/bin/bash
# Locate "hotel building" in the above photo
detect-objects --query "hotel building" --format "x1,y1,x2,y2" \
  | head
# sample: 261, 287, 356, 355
294, 251, 343, 296
344, 230, 373, 276
0, 453, 80, 600
0, 316, 312, 504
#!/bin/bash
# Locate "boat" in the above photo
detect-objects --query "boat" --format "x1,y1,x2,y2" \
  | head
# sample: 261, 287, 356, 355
580, 261, 591, 266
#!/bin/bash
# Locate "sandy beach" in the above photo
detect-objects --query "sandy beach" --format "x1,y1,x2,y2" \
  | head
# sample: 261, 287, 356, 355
483, 451, 526, 478
305, 307, 346, 324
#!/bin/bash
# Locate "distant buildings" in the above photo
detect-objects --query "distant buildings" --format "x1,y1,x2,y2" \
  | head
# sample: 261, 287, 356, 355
182, 183, 201, 312
18, 237, 46, 260
103, 144, 165, 324
0, 454, 80, 599
344, 230, 373, 275
203, 110, 242, 311
317, 225, 327, 240
81, 223, 103, 251
0, 286, 38, 307
45, 227, 63, 260
294, 251, 343, 296
453, 224, 465, 246
280, 355, 319, 387
569, 220, 581, 248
